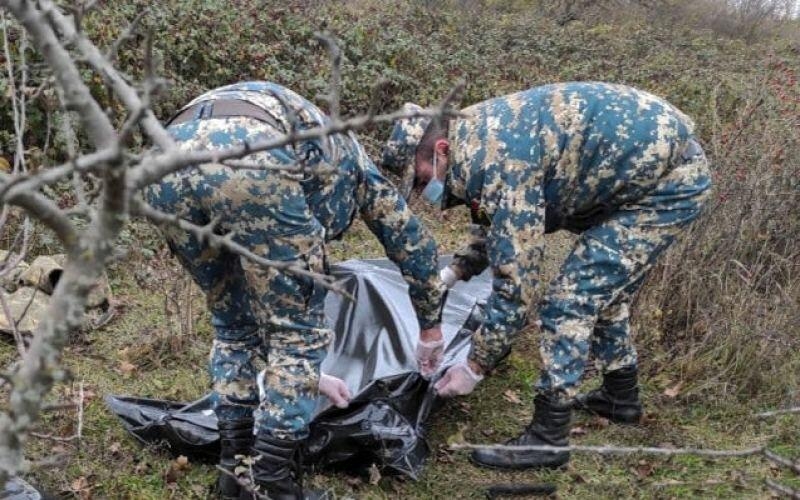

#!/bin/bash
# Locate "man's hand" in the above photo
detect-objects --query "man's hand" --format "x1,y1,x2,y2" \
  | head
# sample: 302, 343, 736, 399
416, 325, 445, 378
318, 373, 352, 408
439, 265, 460, 289
433, 362, 484, 397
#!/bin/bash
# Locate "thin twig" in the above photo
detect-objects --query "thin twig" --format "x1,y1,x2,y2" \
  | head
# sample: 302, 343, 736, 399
104, 8, 148, 63
29, 431, 80, 443
132, 199, 354, 299
41, 0, 175, 150
215, 465, 268, 500
220, 159, 335, 175
0, 291, 28, 357
0, 217, 32, 279
314, 32, 342, 121
449, 442, 766, 457
29, 382, 84, 444
133, 104, 463, 189
756, 407, 800, 418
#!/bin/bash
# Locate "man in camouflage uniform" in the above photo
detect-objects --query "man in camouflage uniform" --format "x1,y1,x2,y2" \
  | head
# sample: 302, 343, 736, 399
146, 81, 445, 498
381, 82, 711, 470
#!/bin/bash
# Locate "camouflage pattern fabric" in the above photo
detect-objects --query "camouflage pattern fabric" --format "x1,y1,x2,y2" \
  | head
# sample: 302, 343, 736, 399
145, 81, 443, 438
439, 82, 711, 398
380, 103, 430, 198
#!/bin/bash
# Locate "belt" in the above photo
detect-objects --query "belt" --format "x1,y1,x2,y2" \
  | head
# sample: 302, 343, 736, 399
168, 99, 281, 129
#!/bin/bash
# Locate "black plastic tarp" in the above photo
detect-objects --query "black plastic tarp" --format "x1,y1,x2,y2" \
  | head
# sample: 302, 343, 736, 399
106, 257, 491, 478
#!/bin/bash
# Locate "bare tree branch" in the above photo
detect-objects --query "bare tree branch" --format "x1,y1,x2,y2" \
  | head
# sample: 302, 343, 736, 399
132, 105, 463, 189
0, 172, 79, 251
315, 31, 342, 121
104, 7, 147, 63
0, 290, 28, 357
132, 199, 353, 299
40, 0, 175, 150
0, 217, 32, 279
2, 11, 27, 173
4, 0, 116, 150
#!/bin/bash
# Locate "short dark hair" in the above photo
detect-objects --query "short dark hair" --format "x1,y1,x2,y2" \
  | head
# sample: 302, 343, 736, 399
415, 118, 448, 164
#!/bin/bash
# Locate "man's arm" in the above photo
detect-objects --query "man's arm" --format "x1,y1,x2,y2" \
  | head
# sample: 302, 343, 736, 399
356, 160, 444, 330
468, 162, 546, 372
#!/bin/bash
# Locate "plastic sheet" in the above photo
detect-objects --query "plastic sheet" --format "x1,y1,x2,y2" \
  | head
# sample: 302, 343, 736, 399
0, 477, 43, 500
105, 257, 491, 479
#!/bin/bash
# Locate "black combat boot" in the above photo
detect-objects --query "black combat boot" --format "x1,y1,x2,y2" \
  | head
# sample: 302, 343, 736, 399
471, 392, 572, 470
217, 418, 254, 499
573, 365, 643, 424
248, 431, 320, 500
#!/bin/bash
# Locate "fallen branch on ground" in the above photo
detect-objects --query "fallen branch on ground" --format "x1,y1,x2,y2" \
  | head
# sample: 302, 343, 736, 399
756, 407, 800, 418
449, 442, 766, 457
765, 478, 800, 499
764, 449, 800, 475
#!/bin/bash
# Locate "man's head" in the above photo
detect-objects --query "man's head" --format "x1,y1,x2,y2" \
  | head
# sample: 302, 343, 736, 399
381, 103, 451, 205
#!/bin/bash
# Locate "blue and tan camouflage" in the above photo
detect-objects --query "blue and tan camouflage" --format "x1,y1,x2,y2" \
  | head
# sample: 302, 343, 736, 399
145, 81, 443, 438
380, 103, 430, 199
407, 82, 712, 399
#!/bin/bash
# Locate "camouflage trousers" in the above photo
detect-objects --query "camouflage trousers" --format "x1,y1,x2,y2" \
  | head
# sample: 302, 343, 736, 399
145, 116, 331, 439
535, 142, 712, 398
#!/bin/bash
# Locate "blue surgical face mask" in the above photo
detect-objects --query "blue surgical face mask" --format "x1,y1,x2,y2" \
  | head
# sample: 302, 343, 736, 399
421, 150, 444, 206
422, 178, 444, 205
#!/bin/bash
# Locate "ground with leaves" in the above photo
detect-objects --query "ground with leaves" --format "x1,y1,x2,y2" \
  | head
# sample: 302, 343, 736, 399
1, 0, 798, 498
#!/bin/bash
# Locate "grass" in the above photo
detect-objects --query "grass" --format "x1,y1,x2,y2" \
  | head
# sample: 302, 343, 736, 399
3, 211, 798, 498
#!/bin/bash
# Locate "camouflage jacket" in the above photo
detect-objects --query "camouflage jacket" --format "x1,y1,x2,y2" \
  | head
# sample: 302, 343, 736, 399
444, 82, 697, 369
180, 81, 444, 329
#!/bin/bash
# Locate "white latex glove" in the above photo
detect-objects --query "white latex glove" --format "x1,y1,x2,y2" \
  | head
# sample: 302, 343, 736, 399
415, 337, 445, 379
439, 266, 459, 289
434, 363, 484, 397
318, 373, 352, 408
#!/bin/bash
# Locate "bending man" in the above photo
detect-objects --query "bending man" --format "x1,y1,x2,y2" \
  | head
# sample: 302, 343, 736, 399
146, 81, 445, 498
381, 82, 711, 470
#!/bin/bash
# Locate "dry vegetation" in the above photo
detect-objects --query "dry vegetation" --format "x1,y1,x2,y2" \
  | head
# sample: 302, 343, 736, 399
0, 0, 798, 497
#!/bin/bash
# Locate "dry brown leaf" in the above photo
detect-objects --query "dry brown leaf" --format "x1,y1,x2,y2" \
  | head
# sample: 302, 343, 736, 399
108, 441, 121, 456
71, 476, 88, 492
368, 463, 381, 485
70, 476, 92, 500
663, 381, 683, 398
639, 412, 657, 425
164, 465, 178, 484
345, 475, 362, 487
165, 454, 191, 484
81, 388, 98, 401
503, 389, 522, 404
588, 416, 610, 429
119, 360, 137, 375
635, 459, 655, 478
569, 426, 587, 436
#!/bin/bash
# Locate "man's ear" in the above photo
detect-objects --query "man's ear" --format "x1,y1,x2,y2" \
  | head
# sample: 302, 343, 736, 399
434, 139, 450, 156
